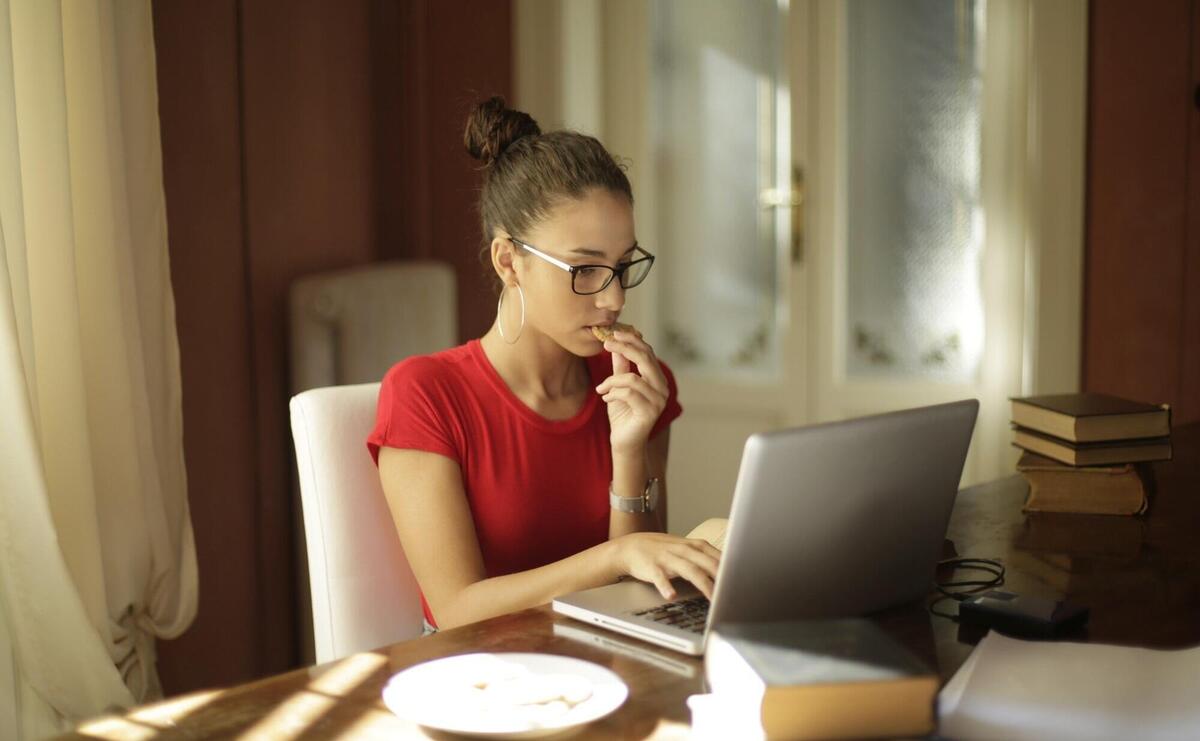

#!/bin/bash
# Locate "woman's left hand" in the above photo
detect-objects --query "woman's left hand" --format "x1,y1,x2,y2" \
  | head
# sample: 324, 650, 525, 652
595, 329, 669, 454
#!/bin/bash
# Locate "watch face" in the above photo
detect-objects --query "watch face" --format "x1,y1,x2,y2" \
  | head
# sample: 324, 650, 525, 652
645, 478, 661, 511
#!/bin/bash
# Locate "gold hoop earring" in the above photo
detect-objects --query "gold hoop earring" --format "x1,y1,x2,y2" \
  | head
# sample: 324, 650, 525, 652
497, 283, 525, 345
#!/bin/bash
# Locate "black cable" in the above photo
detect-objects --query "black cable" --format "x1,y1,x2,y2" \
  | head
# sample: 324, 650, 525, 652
928, 557, 1006, 622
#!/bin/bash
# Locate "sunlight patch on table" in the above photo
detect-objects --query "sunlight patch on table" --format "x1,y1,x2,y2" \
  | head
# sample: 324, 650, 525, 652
307, 652, 388, 697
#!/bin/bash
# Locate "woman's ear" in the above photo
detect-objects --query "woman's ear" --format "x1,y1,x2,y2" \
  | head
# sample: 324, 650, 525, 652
491, 234, 519, 285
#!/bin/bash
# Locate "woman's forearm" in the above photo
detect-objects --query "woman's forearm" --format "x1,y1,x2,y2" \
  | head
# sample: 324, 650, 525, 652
432, 538, 624, 630
608, 446, 663, 539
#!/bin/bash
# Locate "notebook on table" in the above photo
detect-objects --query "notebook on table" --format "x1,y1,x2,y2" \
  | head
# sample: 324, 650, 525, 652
552, 400, 979, 655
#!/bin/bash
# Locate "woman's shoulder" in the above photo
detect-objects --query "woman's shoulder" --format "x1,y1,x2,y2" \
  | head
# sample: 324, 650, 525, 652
382, 341, 477, 393
370, 343, 477, 464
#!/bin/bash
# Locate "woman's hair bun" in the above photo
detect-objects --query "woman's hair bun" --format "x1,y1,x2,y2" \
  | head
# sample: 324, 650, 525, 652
464, 96, 541, 167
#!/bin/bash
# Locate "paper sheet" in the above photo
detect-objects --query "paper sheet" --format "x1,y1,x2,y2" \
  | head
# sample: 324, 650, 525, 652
939, 632, 1200, 740
686, 693, 764, 741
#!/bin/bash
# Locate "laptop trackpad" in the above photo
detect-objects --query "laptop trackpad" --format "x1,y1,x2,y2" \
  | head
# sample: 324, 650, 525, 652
566, 578, 702, 614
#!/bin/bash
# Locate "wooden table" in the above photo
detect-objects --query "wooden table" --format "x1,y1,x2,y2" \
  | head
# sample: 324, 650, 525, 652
67, 424, 1200, 739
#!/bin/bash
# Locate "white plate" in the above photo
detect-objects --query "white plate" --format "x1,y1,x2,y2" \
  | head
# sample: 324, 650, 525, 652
382, 652, 629, 739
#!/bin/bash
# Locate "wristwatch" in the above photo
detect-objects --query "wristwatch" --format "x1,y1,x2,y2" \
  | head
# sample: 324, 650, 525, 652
610, 477, 661, 513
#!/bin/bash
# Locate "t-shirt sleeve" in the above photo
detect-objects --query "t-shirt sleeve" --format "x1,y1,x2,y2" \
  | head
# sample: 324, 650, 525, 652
650, 358, 683, 440
366, 357, 461, 466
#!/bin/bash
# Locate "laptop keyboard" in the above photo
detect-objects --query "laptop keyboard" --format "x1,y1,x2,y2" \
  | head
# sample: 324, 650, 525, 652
631, 596, 710, 633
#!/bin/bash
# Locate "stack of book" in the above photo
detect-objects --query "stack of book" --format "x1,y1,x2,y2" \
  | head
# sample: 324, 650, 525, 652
1010, 393, 1171, 515
690, 618, 938, 740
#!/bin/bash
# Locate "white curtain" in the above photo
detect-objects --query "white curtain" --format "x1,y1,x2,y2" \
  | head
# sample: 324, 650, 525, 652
0, 0, 198, 737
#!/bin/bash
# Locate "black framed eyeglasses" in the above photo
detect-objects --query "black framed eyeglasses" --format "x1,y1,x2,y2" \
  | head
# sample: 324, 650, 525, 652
509, 237, 656, 296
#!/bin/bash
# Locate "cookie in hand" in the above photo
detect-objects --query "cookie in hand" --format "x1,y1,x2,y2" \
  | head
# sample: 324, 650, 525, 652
590, 322, 642, 343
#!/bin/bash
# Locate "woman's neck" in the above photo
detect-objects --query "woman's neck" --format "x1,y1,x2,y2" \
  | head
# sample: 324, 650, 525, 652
480, 325, 590, 402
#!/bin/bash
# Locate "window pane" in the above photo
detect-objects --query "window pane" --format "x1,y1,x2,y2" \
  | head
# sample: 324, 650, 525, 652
845, 0, 985, 382
651, 0, 783, 376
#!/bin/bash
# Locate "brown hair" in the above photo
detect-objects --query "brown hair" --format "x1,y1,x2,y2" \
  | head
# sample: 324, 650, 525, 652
463, 96, 633, 285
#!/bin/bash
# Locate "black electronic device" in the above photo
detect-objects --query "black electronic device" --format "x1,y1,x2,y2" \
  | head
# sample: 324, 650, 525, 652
957, 590, 1089, 638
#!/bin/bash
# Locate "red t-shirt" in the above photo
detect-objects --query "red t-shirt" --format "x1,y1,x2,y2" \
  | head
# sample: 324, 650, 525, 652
366, 339, 683, 627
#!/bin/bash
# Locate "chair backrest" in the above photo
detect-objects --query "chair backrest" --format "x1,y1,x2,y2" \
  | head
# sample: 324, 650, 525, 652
288, 260, 457, 392
289, 382, 423, 663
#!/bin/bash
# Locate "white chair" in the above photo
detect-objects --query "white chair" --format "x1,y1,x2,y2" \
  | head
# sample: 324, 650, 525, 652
287, 260, 455, 663
289, 382, 424, 663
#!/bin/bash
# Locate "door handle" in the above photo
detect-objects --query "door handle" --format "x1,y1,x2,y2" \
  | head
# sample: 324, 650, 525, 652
759, 165, 805, 264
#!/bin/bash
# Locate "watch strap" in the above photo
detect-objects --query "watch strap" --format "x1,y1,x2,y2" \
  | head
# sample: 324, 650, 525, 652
609, 478, 660, 513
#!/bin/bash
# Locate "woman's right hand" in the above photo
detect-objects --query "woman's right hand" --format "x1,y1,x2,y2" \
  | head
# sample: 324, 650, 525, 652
610, 532, 722, 600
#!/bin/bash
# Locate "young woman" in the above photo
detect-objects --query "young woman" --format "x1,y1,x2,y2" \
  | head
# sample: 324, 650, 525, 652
367, 97, 720, 632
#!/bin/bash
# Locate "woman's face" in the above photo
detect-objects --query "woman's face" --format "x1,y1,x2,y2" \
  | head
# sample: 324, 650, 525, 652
500, 187, 638, 357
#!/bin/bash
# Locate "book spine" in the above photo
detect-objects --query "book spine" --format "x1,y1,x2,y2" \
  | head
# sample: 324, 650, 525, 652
1022, 470, 1147, 515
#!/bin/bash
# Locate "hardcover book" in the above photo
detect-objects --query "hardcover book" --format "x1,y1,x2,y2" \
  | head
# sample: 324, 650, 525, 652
1010, 393, 1170, 443
704, 618, 937, 740
1017, 452, 1149, 515
1012, 426, 1172, 467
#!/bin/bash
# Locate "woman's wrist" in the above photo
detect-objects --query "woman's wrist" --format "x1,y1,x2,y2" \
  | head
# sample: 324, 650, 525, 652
598, 537, 628, 581
610, 444, 649, 500
610, 437, 647, 459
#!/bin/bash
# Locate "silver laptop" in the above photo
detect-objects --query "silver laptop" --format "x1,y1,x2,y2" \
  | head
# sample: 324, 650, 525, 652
552, 399, 979, 655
